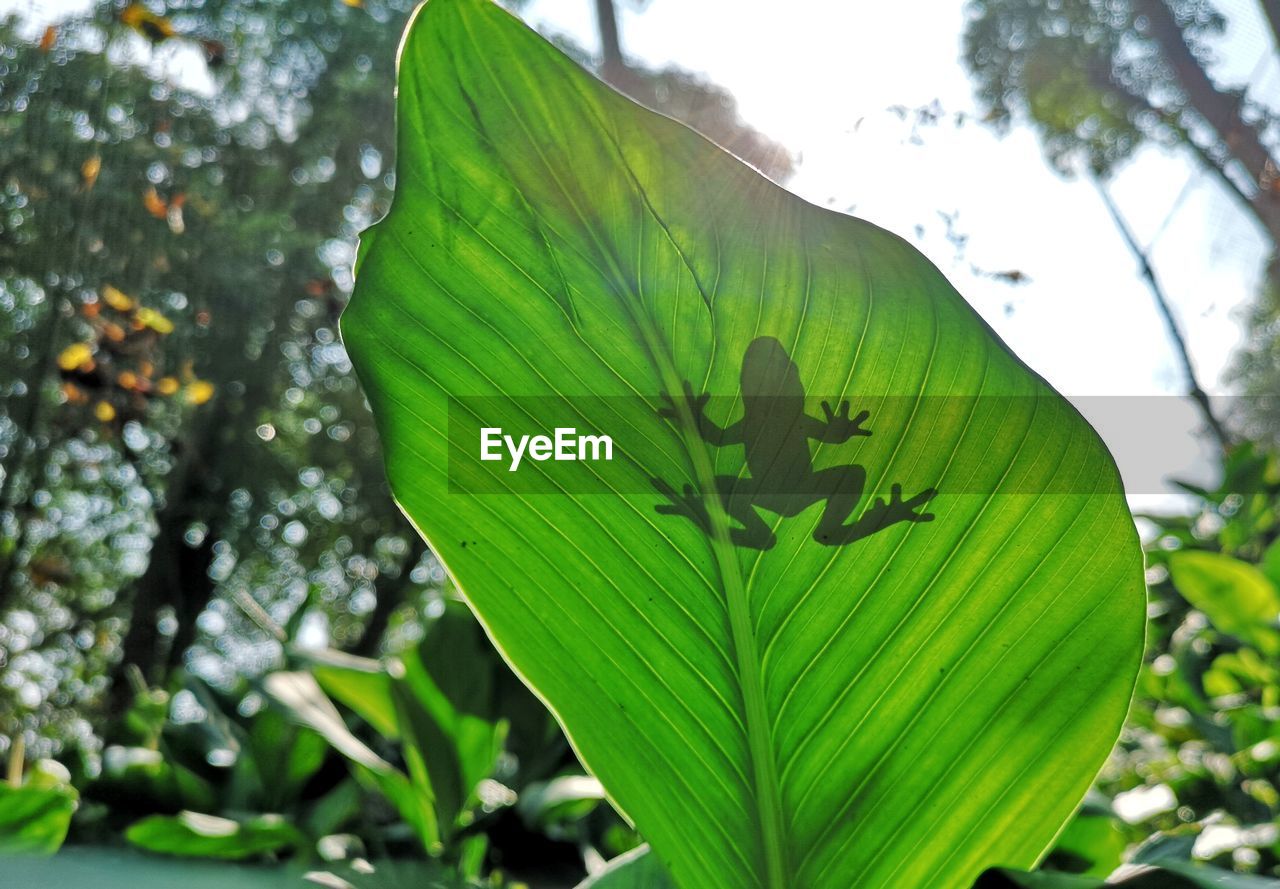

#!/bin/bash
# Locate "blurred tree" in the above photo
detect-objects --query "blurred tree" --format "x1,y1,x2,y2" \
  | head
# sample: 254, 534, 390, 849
965, 0, 1278, 242
963, 0, 1280, 437
0, 0, 429, 768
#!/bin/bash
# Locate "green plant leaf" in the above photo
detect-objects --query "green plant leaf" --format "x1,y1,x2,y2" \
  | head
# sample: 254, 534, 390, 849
518, 774, 605, 828
242, 706, 331, 809
263, 672, 393, 775
576, 846, 675, 888
394, 603, 508, 834
314, 664, 400, 740
1042, 793, 1128, 877
341, 1, 1146, 886
123, 810, 304, 860
299, 609, 508, 850
1168, 550, 1280, 655
0, 782, 77, 856
263, 671, 441, 852
1259, 537, 1280, 589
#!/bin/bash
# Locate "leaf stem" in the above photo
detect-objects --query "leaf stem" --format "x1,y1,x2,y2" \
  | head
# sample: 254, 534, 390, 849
648, 347, 789, 889
6, 734, 24, 788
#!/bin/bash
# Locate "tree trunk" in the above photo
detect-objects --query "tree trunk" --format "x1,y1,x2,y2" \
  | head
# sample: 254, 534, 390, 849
352, 536, 428, 657
1259, 0, 1280, 60
593, 0, 627, 84
1136, 0, 1280, 248
107, 402, 221, 711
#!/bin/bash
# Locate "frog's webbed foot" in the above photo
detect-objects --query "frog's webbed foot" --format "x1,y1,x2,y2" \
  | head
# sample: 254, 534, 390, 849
816, 483, 937, 546
651, 477, 712, 534
865, 484, 937, 527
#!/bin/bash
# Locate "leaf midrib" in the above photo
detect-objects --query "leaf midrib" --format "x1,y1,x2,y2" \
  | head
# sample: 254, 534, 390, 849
563, 73, 792, 889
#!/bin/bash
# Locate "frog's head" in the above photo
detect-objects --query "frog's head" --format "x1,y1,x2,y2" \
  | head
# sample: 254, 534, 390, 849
741, 336, 804, 401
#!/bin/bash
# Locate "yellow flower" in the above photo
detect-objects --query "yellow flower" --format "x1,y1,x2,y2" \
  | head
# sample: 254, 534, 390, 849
135, 306, 175, 335
81, 155, 101, 189
57, 342, 93, 372
101, 284, 133, 312
184, 380, 215, 405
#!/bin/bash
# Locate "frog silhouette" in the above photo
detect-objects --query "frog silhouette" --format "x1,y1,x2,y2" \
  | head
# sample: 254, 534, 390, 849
652, 336, 937, 550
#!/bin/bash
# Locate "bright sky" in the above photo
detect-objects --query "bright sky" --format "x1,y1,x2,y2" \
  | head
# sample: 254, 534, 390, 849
6, 0, 1277, 507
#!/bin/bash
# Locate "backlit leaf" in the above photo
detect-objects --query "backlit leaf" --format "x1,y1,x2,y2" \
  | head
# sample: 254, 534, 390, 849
342, 3, 1146, 886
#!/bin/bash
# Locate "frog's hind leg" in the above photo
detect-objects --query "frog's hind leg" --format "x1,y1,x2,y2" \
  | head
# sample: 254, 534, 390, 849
716, 475, 775, 550
817, 474, 937, 546
812, 464, 868, 546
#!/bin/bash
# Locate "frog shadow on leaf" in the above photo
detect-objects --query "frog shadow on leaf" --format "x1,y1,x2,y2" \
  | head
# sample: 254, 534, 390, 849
652, 336, 937, 550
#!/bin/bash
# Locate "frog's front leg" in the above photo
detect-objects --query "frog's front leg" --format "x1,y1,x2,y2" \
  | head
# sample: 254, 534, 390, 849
806, 400, 872, 444
658, 381, 744, 445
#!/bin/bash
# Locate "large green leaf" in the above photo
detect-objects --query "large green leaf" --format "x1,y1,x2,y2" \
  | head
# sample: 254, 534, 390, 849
341, 1, 1146, 886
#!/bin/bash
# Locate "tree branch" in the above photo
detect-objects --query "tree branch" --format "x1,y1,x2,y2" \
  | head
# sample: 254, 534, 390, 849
1092, 177, 1232, 454
1092, 68, 1261, 219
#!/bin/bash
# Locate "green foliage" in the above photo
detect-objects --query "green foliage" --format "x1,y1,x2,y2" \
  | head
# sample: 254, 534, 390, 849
268, 603, 569, 873
990, 831, 1280, 885
343, 2, 1146, 887
1167, 551, 1280, 657
0, 0, 431, 771
0, 0, 1274, 886
0, 763, 78, 856
1088, 445, 1280, 877
1041, 792, 1130, 877
124, 810, 304, 860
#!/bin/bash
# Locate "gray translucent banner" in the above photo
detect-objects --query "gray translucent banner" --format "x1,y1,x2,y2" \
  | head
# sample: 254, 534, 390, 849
443, 394, 1274, 496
